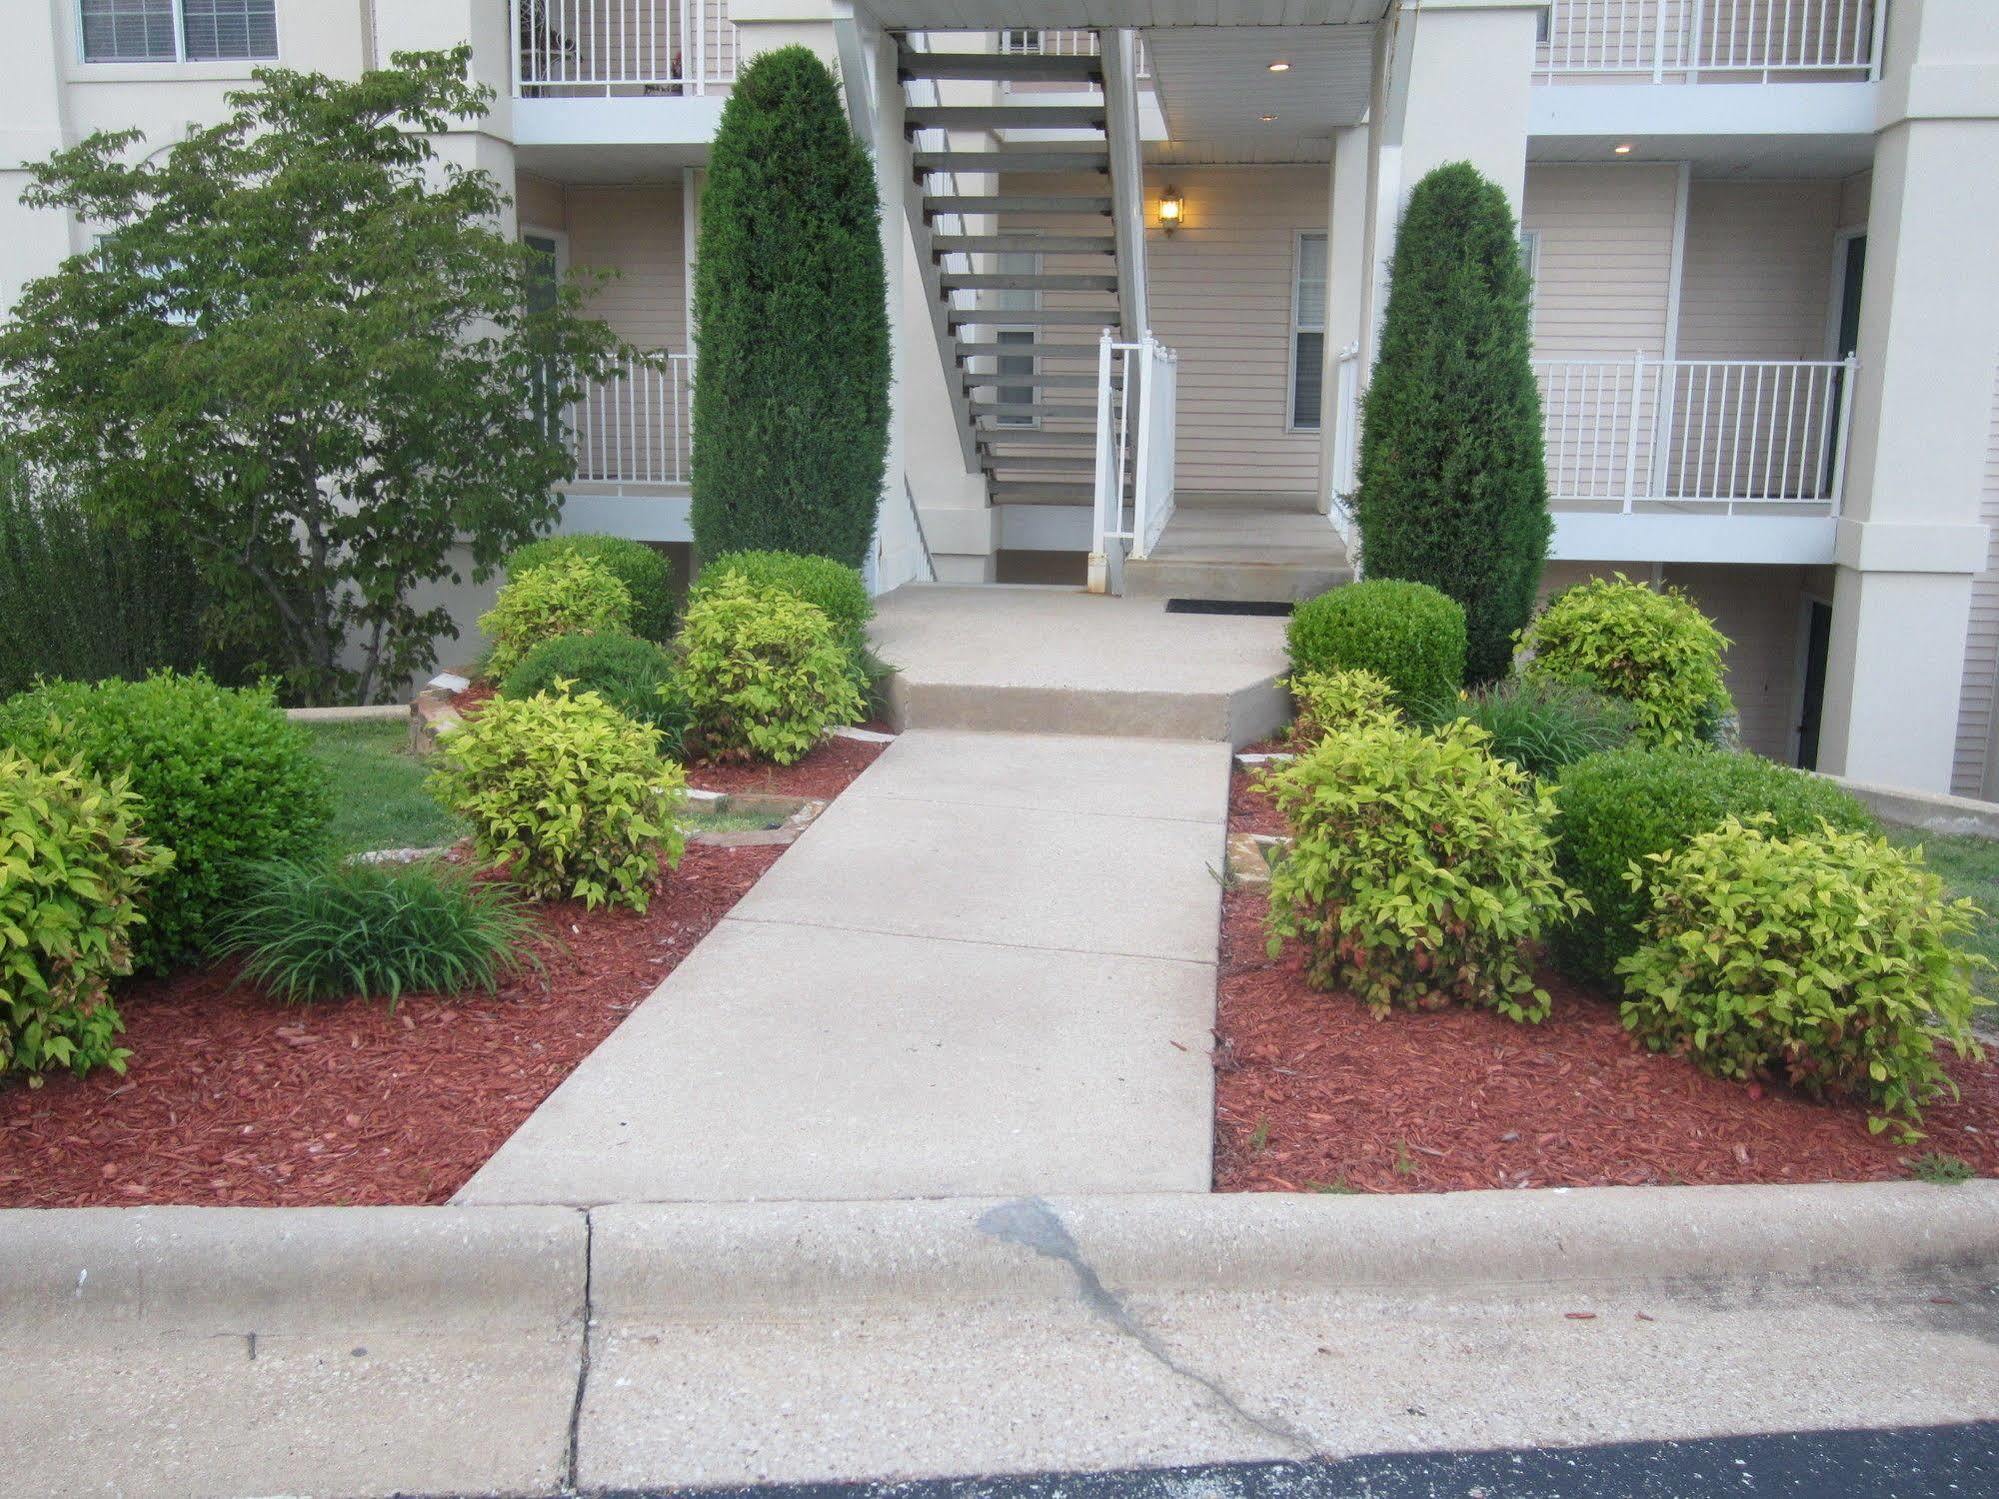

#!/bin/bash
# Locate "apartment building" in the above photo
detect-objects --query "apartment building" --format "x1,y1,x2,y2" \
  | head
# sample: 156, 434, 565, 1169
2, 1, 1995, 798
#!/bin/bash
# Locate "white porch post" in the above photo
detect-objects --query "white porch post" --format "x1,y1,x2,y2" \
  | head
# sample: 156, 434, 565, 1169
1818, 0, 1999, 793
1317, 124, 1372, 519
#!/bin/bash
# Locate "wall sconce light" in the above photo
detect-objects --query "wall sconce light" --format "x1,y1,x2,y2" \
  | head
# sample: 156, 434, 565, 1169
1158, 187, 1184, 235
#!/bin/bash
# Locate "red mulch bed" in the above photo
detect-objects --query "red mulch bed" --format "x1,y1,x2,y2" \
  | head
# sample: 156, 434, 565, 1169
0, 842, 784, 1208
1215, 829, 1999, 1196
1230, 764, 1291, 839
683, 734, 888, 800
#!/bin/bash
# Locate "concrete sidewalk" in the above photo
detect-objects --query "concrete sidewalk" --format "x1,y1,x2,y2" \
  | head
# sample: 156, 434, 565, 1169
457, 729, 1231, 1205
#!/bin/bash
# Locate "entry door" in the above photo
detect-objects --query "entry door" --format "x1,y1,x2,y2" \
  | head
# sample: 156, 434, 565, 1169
1796, 599, 1834, 771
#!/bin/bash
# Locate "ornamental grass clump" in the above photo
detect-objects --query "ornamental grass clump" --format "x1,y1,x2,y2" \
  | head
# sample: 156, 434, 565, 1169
1286, 667, 1401, 746
428, 689, 686, 912
678, 574, 864, 764
1286, 579, 1467, 712
478, 552, 633, 678
221, 857, 535, 1007
0, 750, 172, 1081
1520, 574, 1733, 747
1263, 716, 1585, 1023
1421, 676, 1637, 781
0, 672, 332, 970
1617, 817, 1988, 1139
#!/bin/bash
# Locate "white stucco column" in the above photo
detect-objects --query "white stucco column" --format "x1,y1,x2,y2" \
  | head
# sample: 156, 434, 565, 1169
1817, 0, 1999, 793
1316, 123, 1372, 517
0, 6, 77, 318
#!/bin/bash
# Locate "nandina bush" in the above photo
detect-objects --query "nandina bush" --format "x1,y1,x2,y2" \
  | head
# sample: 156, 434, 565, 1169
0, 672, 331, 970
677, 575, 864, 764
1263, 715, 1584, 1023
0, 750, 173, 1081
477, 552, 632, 678
1549, 745, 1874, 991
1617, 817, 1988, 1138
505, 534, 675, 643
428, 688, 686, 912
1286, 579, 1466, 712
1286, 667, 1400, 746
1521, 574, 1733, 748
690, 548, 879, 701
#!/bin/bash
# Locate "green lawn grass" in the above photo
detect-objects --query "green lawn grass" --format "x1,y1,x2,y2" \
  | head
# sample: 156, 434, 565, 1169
1889, 828, 1999, 1005
305, 719, 466, 858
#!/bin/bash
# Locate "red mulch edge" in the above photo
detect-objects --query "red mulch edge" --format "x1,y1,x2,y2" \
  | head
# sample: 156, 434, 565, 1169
0, 844, 790, 1209
1230, 764, 1290, 839
1214, 839, 1999, 1197
448, 680, 497, 715
683, 734, 888, 801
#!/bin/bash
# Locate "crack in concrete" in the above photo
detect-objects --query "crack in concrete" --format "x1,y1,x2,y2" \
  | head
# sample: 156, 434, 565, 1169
976, 1197, 1320, 1458
564, 1208, 597, 1495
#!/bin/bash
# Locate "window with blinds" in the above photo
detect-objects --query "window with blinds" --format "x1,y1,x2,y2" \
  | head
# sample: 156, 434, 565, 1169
80, 0, 278, 63
1290, 232, 1328, 431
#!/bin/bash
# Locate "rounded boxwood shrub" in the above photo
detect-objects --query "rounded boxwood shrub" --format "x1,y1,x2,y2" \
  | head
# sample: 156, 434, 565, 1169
0, 750, 173, 1080
1521, 574, 1733, 748
1287, 580, 1467, 712
1618, 817, 1987, 1138
478, 553, 632, 679
428, 689, 687, 912
500, 631, 693, 759
1421, 676, 1637, 781
506, 534, 675, 643
0, 672, 332, 970
1263, 716, 1584, 1023
1285, 667, 1400, 746
678, 574, 865, 765
1549, 746, 1875, 991
221, 857, 534, 1007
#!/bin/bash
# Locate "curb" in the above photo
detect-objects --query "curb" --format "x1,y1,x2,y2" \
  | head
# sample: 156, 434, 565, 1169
1822, 773, 1999, 839
283, 704, 407, 723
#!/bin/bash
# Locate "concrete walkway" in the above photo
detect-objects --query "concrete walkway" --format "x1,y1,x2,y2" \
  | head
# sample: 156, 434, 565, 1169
459, 729, 1231, 1204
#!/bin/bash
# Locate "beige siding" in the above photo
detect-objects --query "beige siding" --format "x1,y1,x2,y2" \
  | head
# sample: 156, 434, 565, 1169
565, 183, 689, 353
1952, 371, 1999, 798
516, 172, 569, 234
1676, 181, 1842, 360
1522, 164, 1679, 358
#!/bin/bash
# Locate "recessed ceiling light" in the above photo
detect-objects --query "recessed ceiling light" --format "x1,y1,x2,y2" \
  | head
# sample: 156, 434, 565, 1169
1267, 60, 1291, 72
1260, 113, 1278, 122
1613, 142, 1635, 154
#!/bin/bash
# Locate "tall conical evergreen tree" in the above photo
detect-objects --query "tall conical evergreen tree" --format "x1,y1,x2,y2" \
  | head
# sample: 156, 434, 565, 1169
690, 46, 889, 567
1355, 162, 1550, 684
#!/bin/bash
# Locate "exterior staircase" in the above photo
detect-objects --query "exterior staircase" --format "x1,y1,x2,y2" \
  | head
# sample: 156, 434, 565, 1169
897, 34, 1137, 512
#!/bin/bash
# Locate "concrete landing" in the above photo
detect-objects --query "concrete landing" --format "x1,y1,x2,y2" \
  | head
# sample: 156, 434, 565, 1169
1124, 493, 1354, 604
873, 584, 1289, 744
456, 730, 1229, 1205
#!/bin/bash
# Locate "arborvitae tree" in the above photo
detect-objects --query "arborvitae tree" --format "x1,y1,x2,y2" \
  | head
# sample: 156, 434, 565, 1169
1355, 161, 1550, 684
691, 46, 889, 567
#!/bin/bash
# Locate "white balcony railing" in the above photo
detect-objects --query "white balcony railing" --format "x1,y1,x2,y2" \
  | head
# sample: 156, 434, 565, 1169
1537, 0, 1885, 82
1090, 330, 1178, 592
568, 351, 693, 488
513, 0, 738, 97
1535, 355, 1856, 513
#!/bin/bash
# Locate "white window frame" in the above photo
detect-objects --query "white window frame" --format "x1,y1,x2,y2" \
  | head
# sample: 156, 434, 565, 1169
1519, 228, 1541, 323
77, 0, 280, 66
1286, 230, 1328, 434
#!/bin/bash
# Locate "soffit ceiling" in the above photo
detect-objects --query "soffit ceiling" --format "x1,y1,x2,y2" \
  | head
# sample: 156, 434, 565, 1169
1142, 23, 1375, 146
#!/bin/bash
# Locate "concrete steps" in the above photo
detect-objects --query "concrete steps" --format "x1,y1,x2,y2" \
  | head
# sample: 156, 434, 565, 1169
1123, 493, 1356, 605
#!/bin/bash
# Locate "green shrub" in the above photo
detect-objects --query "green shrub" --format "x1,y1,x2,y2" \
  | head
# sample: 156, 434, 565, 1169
1549, 746, 1874, 991
0, 751, 173, 1080
1421, 676, 1637, 781
691, 47, 890, 566
692, 549, 876, 699
1618, 817, 1987, 1137
428, 688, 686, 912
678, 575, 865, 764
1354, 162, 1551, 683
1287, 580, 1467, 711
477, 553, 632, 679
500, 631, 694, 758
1521, 574, 1733, 748
220, 857, 535, 1007
1263, 716, 1584, 1023
505, 534, 675, 643
0, 673, 332, 970
1286, 668, 1401, 745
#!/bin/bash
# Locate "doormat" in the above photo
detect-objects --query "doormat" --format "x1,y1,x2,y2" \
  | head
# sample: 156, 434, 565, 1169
1164, 599, 1294, 617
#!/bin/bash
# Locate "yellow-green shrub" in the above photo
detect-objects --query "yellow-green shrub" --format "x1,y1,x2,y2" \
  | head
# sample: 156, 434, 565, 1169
1520, 574, 1732, 747
678, 575, 864, 764
478, 553, 633, 678
428, 689, 685, 912
0, 750, 172, 1081
1286, 668, 1400, 746
1617, 817, 1987, 1138
1264, 717, 1584, 1023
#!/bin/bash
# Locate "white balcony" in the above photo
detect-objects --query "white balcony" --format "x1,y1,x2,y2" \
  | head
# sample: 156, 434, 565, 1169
513, 0, 739, 98
554, 349, 695, 540
1536, 0, 1885, 84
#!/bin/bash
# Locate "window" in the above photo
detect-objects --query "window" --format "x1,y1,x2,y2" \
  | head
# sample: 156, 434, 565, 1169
1000, 29, 1044, 55
1290, 232, 1328, 431
993, 248, 1041, 428
1519, 229, 1540, 318
80, 0, 277, 64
